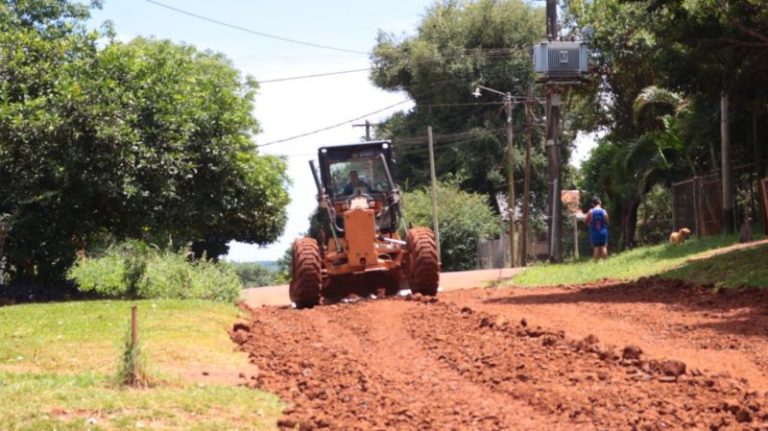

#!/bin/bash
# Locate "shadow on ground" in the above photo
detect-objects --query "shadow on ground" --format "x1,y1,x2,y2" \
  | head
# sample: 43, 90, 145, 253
485, 276, 768, 339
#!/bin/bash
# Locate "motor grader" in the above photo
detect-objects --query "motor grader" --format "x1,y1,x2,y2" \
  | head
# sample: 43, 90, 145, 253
289, 141, 440, 308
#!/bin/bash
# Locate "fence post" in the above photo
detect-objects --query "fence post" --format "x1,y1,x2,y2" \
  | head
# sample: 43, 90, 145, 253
131, 305, 138, 351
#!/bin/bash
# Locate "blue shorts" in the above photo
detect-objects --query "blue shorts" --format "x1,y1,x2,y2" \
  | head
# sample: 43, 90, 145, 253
591, 231, 607, 247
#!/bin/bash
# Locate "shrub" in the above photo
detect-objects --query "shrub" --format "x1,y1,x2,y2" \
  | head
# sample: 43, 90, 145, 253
636, 184, 673, 245
403, 180, 501, 271
68, 241, 241, 302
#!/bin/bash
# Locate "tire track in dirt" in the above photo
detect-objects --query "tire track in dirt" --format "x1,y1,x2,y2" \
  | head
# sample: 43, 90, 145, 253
448, 278, 768, 391
318, 299, 553, 430
406, 300, 768, 429
233, 295, 768, 430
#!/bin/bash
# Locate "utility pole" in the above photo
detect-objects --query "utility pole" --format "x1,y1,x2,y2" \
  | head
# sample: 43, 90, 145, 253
427, 126, 441, 261
721, 91, 734, 233
505, 94, 517, 267
546, 0, 558, 41
353, 120, 372, 141
519, 89, 534, 267
545, 89, 563, 262
472, 85, 518, 267
544, 0, 563, 262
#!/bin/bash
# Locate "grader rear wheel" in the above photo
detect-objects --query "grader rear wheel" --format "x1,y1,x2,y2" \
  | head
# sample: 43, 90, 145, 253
407, 227, 439, 296
289, 238, 322, 309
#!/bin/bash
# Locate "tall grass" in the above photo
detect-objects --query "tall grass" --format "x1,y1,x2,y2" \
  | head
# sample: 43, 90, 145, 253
68, 241, 241, 302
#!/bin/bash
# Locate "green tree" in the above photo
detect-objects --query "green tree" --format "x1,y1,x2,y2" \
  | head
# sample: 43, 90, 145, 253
0, 2, 289, 281
403, 180, 501, 271
371, 0, 555, 210
571, 0, 768, 246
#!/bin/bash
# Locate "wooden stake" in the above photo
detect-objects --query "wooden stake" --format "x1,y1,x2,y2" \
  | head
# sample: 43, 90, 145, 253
131, 305, 138, 350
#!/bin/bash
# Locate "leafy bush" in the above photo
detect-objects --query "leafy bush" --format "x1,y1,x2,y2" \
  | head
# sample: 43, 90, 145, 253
636, 184, 673, 245
403, 180, 501, 271
68, 241, 241, 302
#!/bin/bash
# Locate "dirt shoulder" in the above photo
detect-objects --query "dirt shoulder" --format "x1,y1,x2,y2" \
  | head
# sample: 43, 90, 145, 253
450, 279, 768, 392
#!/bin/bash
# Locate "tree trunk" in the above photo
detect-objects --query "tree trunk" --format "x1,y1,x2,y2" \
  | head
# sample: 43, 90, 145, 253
754, 104, 765, 177
620, 199, 641, 250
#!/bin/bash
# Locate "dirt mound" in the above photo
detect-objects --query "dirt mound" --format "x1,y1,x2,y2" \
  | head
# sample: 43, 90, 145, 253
234, 295, 768, 430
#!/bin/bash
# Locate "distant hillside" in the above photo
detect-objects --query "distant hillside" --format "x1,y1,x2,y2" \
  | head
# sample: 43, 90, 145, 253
254, 261, 278, 271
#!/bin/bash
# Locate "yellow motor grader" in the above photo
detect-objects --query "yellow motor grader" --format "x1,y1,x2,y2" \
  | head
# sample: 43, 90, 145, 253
289, 141, 439, 308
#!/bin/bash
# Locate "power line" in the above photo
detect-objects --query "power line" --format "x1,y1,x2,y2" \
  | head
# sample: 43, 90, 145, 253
393, 127, 506, 147
259, 68, 371, 84
145, 0, 369, 55
256, 99, 413, 148
395, 130, 482, 146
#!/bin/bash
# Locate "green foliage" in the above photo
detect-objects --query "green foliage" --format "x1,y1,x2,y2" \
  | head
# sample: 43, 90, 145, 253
371, 0, 555, 209
274, 245, 293, 284
570, 0, 768, 249
67, 241, 242, 302
403, 180, 501, 270
230, 261, 278, 287
636, 184, 673, 245
0, 2, 289, 282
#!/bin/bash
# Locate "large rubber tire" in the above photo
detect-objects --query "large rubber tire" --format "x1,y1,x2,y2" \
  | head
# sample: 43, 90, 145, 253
289, 238, 322, 309
407, 227, 440, 296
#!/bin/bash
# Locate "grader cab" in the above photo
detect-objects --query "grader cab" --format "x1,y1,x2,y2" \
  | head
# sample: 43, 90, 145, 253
289, 141, 440, 308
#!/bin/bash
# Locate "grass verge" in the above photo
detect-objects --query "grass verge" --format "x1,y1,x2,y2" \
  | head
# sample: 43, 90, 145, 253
0, 300, 247, 374
511, 234, 747, 287
0, 372, 282, 430
0, 300, 283, 430
660, 242, 768, 288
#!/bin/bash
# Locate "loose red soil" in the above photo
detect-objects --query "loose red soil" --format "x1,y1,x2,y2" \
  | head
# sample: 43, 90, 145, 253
233, 277, 768, 430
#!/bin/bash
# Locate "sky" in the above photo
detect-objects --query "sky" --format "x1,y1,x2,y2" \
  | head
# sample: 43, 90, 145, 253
88, 0, 596, 262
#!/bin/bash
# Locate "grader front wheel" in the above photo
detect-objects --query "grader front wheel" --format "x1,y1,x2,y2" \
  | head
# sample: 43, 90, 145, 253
289, 238, 322, 309
407, 227, 440, 296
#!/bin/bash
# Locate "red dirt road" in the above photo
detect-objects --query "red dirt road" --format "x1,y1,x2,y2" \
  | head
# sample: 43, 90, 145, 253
234, 276, 768, 430
241, 268, 520, 307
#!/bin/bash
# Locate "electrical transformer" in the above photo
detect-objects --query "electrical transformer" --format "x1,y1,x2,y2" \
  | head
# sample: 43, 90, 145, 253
533, 41, 589, 78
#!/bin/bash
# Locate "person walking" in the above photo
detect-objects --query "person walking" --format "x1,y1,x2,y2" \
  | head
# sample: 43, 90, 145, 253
584, 196, 609, 261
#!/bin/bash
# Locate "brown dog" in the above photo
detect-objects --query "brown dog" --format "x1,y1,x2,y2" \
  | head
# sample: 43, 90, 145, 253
669, 227, 692, 245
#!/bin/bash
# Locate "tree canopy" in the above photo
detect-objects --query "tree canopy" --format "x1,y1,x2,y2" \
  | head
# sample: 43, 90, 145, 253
568, 0, 768, 248
0, 1, 289, 281
370, 0, 563, 208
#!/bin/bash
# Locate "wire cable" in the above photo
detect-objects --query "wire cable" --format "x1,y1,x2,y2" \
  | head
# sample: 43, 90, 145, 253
146, 0, 369, 55
256, 99, 413, 148
259, 68, 371, 83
